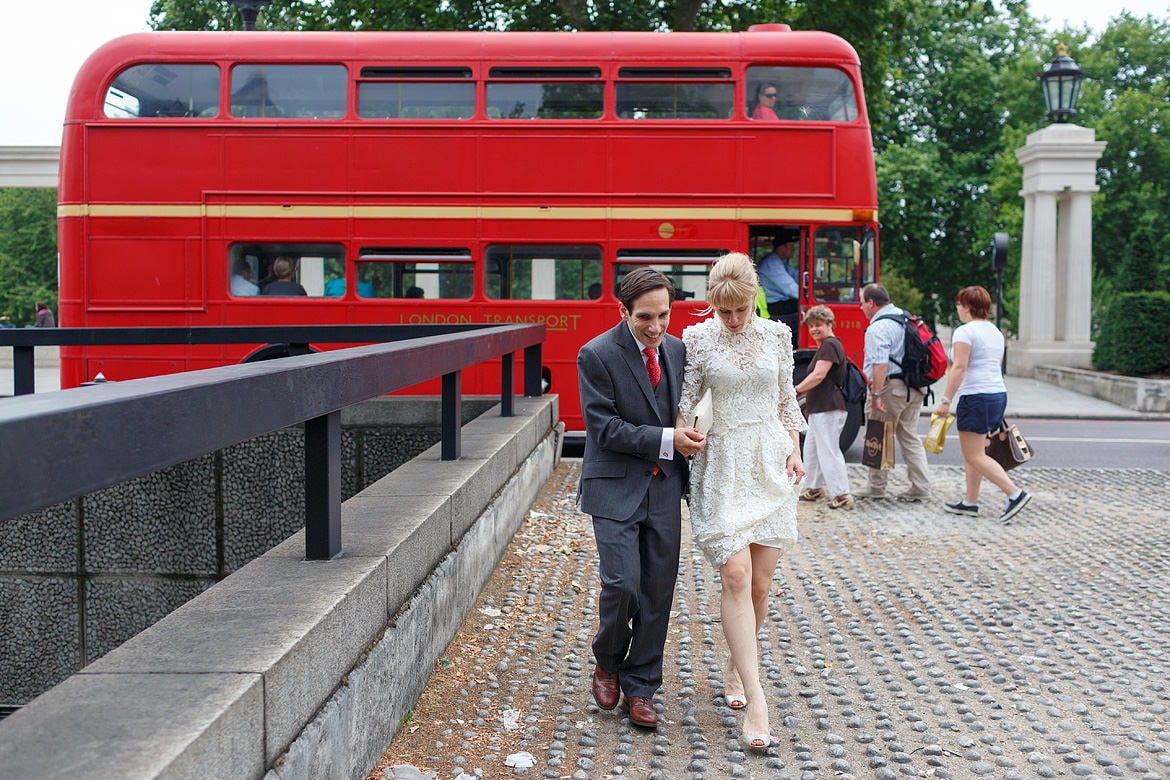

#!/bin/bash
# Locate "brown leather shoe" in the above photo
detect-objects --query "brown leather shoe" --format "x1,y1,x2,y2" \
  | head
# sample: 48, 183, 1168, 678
592, 666, 619, 710
627, 695, 658, 728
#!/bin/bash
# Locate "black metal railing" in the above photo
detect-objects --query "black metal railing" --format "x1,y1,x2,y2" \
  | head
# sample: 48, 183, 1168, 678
0, 324, 544, 560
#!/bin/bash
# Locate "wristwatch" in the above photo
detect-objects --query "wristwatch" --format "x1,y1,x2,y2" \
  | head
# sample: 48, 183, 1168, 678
940, 396, 952, 405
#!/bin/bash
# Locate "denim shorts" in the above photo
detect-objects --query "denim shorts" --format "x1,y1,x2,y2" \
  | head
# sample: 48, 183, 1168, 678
955, 392, 1007, 434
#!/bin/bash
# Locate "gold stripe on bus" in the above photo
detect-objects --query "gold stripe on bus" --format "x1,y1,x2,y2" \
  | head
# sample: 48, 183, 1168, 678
92, 204, 206, 217
59, 203, 870, 222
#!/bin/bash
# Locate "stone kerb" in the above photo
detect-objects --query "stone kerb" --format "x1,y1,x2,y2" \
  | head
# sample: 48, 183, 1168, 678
0, 395, 560, 780
1036, 364, 1170, 413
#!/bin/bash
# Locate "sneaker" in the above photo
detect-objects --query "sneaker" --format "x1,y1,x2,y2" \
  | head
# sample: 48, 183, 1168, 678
828, 493, 855, 510
944, 501, 979, 517
1000, 491, 1032, 524
854, 488, 888, 499
896, 490, 932, 502
800, 488, 827, 501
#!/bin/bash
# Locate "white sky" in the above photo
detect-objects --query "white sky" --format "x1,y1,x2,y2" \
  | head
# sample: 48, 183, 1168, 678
1, 0, 1168, 147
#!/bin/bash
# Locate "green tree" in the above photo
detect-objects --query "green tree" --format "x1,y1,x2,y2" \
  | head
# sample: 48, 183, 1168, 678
1074, 14, 1170, 295
0, 188, 58, 327
873, 0, 1049, 328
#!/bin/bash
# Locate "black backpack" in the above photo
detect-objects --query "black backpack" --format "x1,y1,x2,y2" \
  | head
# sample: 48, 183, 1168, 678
836, 360, 868, 405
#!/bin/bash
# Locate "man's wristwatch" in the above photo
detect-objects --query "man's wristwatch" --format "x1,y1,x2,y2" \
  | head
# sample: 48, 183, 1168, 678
940, 396, 952, 405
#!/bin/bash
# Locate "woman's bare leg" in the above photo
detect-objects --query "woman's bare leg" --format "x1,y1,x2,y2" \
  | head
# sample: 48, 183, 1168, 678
722, 544, 783, 738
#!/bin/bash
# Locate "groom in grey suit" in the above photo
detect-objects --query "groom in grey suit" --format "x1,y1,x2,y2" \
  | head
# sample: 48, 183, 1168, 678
577, 268, 706, 728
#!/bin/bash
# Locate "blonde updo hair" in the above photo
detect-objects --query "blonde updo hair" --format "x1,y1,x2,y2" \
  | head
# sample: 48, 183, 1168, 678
705, 252, 759, 312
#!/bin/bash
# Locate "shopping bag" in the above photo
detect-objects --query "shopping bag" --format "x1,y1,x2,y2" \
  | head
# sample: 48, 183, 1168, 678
861, 419, 895, 470
924, 412, 955, 454
985, 420, 1034, 471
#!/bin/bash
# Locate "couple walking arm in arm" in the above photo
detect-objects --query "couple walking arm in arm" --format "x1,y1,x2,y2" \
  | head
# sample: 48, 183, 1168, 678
578, 255, 806, 751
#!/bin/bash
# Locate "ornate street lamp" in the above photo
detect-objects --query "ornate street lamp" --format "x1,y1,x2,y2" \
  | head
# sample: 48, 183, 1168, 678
1040, 43, 1083, 123
229, 0, 272, 31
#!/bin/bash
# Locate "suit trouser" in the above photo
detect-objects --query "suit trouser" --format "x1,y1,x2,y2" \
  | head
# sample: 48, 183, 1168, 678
864, 378, 931, 494
590, 468, 683, 698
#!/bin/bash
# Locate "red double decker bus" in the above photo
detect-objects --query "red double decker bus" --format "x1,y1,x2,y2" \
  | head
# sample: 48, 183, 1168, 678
58, 24, 879, 435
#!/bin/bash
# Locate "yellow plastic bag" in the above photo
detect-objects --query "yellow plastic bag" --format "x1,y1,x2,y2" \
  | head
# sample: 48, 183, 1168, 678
924, 412, 955, 454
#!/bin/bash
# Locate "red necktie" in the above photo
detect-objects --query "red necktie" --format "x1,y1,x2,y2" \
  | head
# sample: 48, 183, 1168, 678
644, 347, 661, 388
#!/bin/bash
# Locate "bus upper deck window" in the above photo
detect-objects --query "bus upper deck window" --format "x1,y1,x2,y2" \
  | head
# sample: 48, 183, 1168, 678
486, 68, 603, 120
745, 66, 859, 122
615, 68, 733, 120
358, 68, 475, 119
230, 65, 347, 119
104, 64, 220, 119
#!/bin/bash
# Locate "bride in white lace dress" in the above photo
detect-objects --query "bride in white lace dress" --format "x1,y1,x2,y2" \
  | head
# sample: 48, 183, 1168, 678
679, 251, 806, 752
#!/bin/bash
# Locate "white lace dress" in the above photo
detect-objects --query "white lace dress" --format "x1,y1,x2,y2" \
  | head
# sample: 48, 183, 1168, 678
681, 315, 807, 567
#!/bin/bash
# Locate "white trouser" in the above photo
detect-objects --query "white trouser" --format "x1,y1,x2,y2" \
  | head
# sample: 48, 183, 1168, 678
803, 409, 850, 496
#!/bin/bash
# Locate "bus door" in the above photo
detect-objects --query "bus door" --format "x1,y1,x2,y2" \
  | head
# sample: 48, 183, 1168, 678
748, 225, 804, 347
809, 225, 876, 358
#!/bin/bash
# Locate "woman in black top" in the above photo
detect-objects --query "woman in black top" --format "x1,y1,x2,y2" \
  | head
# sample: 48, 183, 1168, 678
793, 305, 853, 509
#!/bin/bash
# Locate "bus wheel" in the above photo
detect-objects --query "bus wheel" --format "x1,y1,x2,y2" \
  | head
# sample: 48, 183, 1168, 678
242, 343, 319, 362
792, 348, 863, 455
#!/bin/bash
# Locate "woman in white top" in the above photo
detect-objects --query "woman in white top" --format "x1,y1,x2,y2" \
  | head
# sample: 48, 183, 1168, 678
934, 286, 1031, 524
680, 252, 806, 752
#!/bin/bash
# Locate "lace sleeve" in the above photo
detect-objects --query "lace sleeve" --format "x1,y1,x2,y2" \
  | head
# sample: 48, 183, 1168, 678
775, 325, 808, 434
681, 323, 707, 422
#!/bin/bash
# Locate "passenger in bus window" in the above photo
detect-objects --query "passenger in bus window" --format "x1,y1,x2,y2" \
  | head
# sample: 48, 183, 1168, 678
588, 282, 602, 300
231, 259, 259, 296
261, 257, 308, 296
405, 286, 424, 298
750, 83, 779, 120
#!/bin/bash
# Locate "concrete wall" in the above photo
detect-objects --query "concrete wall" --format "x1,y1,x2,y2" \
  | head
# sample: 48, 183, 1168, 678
0, 394, 558, 779
1036, 365, 1170, 413
0, 396, 497, 705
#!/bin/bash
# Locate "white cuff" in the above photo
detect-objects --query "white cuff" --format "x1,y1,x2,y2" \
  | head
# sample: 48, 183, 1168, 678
659, 428, 675, 460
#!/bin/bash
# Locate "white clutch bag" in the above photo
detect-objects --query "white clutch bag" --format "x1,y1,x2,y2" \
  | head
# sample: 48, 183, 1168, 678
692, 388, 713, 436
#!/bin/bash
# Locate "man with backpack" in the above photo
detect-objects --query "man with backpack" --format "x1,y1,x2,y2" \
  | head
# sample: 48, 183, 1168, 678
857, 283, 932, 501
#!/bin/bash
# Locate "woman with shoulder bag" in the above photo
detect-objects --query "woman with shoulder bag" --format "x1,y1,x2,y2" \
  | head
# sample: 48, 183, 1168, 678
793, 305, 853, 510
935, 286, 1032, 524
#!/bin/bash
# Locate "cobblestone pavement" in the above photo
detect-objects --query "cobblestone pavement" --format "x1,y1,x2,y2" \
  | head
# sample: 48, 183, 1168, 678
375, 461, 1170, 780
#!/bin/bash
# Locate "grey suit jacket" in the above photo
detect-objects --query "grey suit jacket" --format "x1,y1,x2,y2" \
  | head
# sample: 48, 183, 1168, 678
577, 321, 687, 521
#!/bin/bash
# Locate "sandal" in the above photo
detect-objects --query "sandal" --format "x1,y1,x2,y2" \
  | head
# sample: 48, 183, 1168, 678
723, 655, 747, 710
739, 732, 781, 752
828, 493, 854, 510
799, 488, 826, 501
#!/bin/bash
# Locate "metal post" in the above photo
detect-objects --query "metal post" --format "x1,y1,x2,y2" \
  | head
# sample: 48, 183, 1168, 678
13, 346, 35, 395
500, 352, 514, 417
992, 232, 1009, 374
229, 0, 272, 31
304, 411, 341, 560
441, 371, 461, 461
523, 343, 543, 397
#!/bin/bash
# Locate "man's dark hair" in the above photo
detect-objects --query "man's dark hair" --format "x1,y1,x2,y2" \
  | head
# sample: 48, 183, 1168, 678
618, 267, 675, 311
862, 283, 890, 307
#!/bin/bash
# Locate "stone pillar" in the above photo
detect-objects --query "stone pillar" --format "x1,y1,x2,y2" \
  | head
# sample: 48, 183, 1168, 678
1009, 124, 1106, 376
